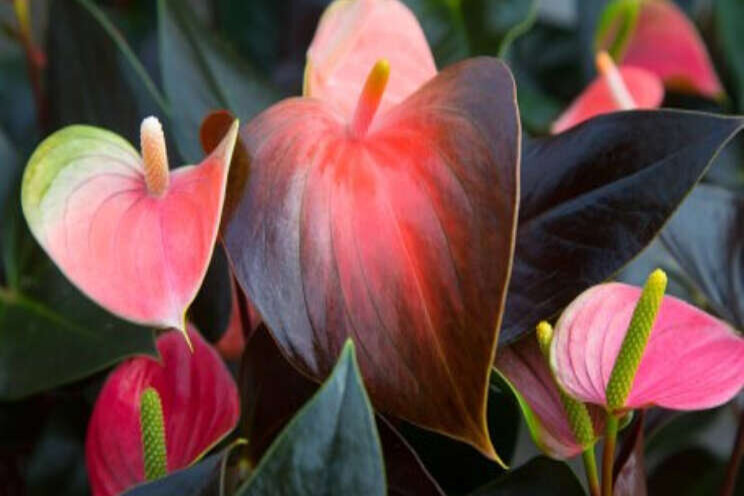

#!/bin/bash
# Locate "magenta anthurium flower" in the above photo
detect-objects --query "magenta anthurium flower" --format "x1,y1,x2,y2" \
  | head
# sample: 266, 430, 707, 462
85, 326, 239, 496
597, 0, 723, 100
549, 281, 744, 412
496, 337, 604, 459
21, 117, 238, 341
552, 52, 663, 134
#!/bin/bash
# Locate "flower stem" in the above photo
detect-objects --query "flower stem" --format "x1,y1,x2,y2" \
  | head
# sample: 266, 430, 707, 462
583, 447, 601, 496
602, 414, 619, 496
721, 407, 744, 496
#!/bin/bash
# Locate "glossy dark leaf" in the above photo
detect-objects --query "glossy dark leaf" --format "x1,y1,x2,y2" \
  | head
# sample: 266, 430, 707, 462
225, 57, 520, 458
469, 456, 584, 496
158, 0, 278, 161
240, 326, 442, 496
123, 444, 240, 496
0, 128, 18, 285
403, 0, 469, 66
648, 448, 738, 496
235, 342, 385, 496
462, 0, 537, 57
189, 243, 233, 343
399, 378, 520, 495
502, 110, 744, 343
378, 417, 446, 496
717, 0, 744, 110
47, 0, 149, 143
0, 260, 156, 400
660, 184, 744, 329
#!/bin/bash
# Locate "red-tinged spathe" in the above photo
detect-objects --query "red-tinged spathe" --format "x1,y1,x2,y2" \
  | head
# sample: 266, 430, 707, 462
85, 327, 239, 496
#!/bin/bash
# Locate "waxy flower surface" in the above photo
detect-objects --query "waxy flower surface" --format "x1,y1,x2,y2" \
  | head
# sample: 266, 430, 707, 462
222, 0, 520, 459
550, 282, 744, 411
85, 327, 239, 496
21, 117, 238, 337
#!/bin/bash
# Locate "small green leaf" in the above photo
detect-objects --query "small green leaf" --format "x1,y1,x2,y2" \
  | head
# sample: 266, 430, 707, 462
123, 442, 244, 496
236, 341, 385, 496
0, 258, 156, 400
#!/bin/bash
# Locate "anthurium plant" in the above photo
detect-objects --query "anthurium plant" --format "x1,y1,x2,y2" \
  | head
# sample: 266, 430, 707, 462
1, 0, 743, 495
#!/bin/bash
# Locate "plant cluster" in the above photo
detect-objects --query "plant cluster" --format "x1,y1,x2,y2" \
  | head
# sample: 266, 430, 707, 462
1, 0, 743, 495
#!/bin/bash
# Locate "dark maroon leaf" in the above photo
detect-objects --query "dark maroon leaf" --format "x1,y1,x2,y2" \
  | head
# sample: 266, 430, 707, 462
614, 411, 647, 496
224, 57, 520, 457
502, 110, 744, 343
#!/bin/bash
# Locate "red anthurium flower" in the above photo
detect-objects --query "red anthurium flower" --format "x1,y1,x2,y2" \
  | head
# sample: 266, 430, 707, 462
222, 0, 520, 461
21, 117, 238, 341
85, 326, 239, 496
549, 281, 744, 412
496, 337, 604, 459
552, 52, 663, 133
597, 0, 723, 99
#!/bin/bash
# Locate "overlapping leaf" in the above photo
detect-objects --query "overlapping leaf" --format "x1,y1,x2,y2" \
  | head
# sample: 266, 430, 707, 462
235, 342, 385, 496
502, 110, 744, 343
224, 58, 520, 458
660, 184, 744, 329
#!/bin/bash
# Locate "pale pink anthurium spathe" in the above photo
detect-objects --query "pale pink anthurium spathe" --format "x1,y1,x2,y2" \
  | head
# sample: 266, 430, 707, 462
21, 117, 239, 343
597, 0, 724, 100
304, 0, 437, 116
552, 51, 663, 134
549, 282, 744, 412
85, 326, 240, 496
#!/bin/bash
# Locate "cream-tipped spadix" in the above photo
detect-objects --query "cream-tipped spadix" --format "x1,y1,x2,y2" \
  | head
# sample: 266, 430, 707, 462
140, 116, 170, 196
596, 51, 636, 110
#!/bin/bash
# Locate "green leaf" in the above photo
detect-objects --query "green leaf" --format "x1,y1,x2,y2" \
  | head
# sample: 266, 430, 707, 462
717, 0, 744, 111
0, 128, 18, 285
0, 257, 156, 400
123, 442, 243, 496
402, 0, 470, 66
462, 0, 538, 57
236, 341, 385, 496
660, 184, 744, 330
46, 0, 161, 143
158, 0, 278, 162
469, 456, 584, 495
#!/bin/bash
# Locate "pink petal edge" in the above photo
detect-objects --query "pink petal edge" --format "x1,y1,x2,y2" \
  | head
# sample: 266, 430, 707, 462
85, 326, 240, 496
550, 282, 744, 411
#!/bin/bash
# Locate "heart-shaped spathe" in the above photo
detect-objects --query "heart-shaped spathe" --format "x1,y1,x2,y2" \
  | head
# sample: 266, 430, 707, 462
21, 119, 238, 334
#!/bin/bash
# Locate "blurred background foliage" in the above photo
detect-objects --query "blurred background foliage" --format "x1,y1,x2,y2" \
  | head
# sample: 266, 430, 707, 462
0, 0, 742, 494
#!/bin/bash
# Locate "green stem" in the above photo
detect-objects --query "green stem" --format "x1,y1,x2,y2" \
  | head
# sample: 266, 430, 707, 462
583, 447, 601, 496
602, 414, 619, 496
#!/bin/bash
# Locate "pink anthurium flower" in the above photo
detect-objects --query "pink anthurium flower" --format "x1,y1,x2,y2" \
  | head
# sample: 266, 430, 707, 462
85, 326, 240, 496
304, 0, 437, 119
21, 117, 239, 342
549, 277, 744, 412
495, 336, 604, 460
552, 52, 663, 133
597, 0, 724, 99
